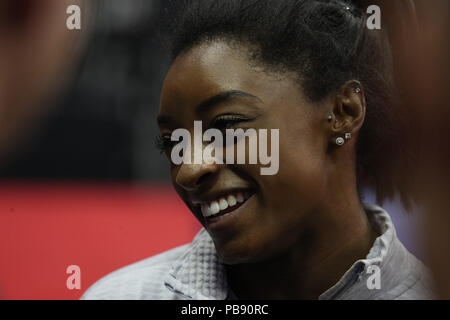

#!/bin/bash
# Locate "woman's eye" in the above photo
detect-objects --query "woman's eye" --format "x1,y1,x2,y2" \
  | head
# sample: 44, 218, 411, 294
155, 135, 175, 154
210, 115, 249, 131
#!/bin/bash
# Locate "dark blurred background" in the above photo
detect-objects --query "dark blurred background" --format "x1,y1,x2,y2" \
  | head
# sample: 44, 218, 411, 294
0, 0, 204, 300
0, 0, 172, 182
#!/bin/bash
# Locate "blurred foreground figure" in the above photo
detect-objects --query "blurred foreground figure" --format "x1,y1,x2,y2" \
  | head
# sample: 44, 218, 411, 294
416, 1, 450, 300
384, 0, 450, 299
0, 0, 86, 162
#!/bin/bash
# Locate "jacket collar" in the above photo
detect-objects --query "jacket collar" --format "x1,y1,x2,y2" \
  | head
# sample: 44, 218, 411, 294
319, 203, 396, 299
164, 228, 229, 300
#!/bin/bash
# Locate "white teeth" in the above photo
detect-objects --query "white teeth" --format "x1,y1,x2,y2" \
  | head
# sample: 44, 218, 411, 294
201, 203, 213, 217
219, 198, 229, 211
210, 201, 220, 215
199, 191, 252, 218
227, 195, 237, 207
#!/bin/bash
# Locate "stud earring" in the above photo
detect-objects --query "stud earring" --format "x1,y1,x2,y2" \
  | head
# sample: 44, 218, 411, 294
345, 133, 352, 140
355, 87, 361, 93
336, 137, 345, 146
327, 114, 333, 121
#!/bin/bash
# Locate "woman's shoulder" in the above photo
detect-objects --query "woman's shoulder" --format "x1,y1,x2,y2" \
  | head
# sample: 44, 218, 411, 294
81, 243, 190, 300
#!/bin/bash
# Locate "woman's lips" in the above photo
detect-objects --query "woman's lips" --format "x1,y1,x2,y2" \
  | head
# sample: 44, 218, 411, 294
190, 189, 255, 224
200, 191, 252, 218
204, 192, 255, 229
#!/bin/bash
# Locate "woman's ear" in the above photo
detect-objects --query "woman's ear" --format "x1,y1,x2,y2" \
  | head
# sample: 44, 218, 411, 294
330, 80, 366, 137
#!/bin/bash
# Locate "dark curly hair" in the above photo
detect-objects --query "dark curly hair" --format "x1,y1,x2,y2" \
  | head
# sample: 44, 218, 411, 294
162, 0, 417, 207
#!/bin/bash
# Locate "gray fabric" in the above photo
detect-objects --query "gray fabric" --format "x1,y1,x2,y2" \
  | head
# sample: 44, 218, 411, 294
81, 204, 436, 300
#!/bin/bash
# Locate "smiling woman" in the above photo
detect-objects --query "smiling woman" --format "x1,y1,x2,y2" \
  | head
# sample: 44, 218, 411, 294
82, 0, 435, 300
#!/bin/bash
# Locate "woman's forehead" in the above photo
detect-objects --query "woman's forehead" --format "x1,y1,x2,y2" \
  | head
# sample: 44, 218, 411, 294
166, 42, 256, 87
160, 41, 302, 114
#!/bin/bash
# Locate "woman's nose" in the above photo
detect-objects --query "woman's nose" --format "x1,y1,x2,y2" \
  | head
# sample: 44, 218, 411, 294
175, 162, 219, 191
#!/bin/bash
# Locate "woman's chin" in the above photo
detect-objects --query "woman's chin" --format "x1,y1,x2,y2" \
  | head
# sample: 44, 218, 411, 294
215, 240, 269, 265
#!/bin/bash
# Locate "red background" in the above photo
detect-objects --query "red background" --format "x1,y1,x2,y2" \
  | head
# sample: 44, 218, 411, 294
0, 182, 201, 300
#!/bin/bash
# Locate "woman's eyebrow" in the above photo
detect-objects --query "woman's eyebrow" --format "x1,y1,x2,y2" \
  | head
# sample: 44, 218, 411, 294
157, 90, 262, 126
196, 90, 263, 115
